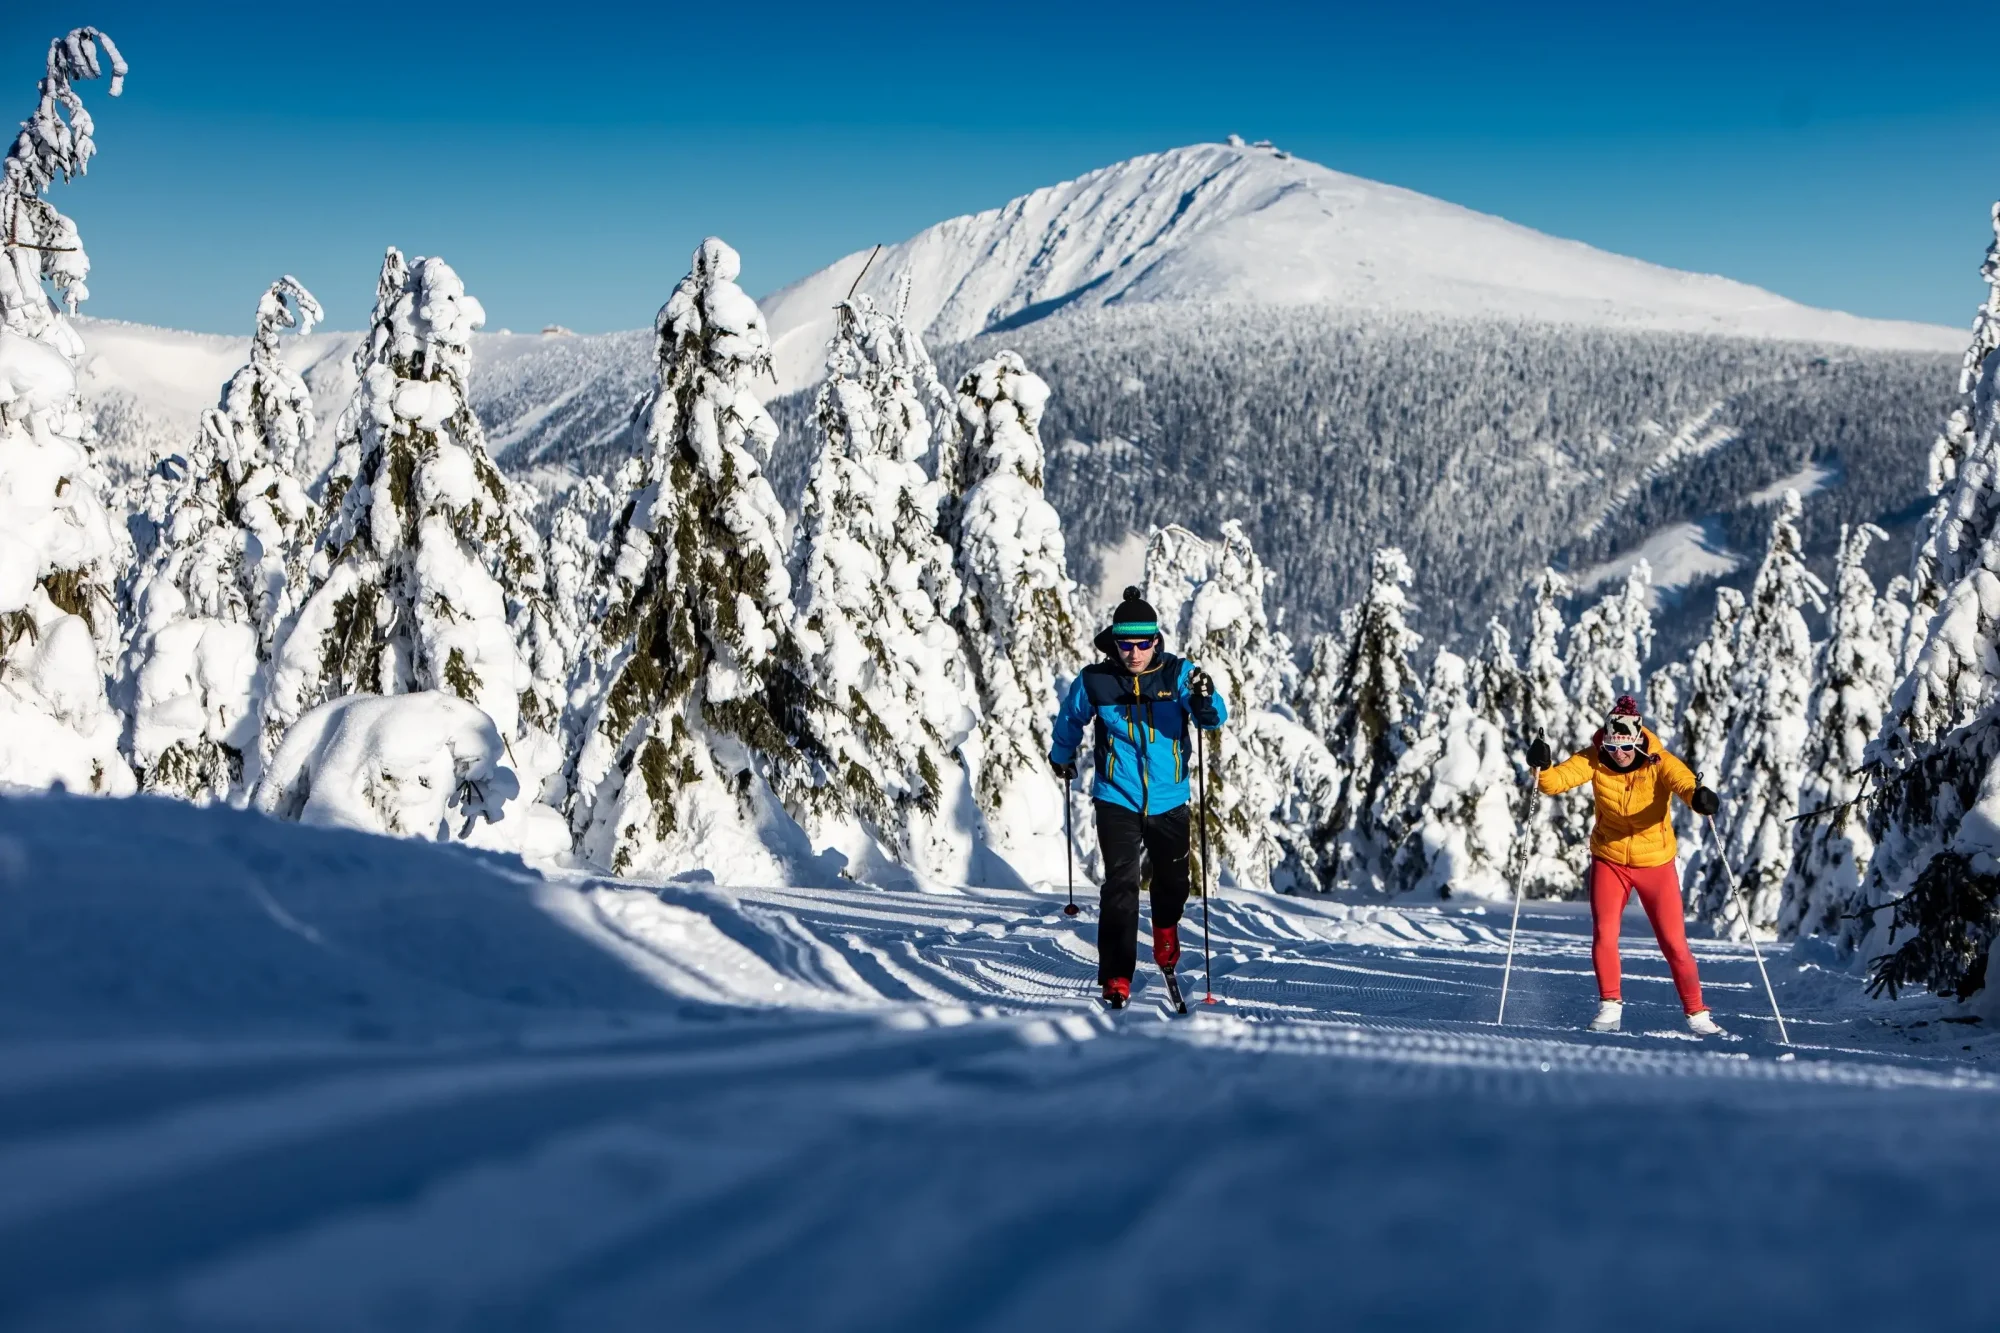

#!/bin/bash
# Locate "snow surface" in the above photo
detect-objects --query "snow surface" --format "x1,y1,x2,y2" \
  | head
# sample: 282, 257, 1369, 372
4, 788, 1997, 1329
762, 141, 1964, 398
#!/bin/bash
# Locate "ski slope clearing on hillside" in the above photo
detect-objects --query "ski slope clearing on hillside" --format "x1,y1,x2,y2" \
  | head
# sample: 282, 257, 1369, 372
763, 140, 1963, 397
1, 793, 1995, 1330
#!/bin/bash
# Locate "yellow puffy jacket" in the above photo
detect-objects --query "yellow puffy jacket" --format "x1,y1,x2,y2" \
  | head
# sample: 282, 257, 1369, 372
1536, 728, 1698, 868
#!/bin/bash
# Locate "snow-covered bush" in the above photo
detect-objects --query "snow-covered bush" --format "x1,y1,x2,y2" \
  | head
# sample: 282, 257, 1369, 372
122, 278, 321, 800
1298, 547, 1422, 892
1694, 491, 1824, 936
0, 28, 131, 796
943, 349, 1083, 877
1778, 523, 1893, 941
1384, 650, 1516, 899
254, 691, 516, 839
788, 294, 980, 880
571, 238, 825, 879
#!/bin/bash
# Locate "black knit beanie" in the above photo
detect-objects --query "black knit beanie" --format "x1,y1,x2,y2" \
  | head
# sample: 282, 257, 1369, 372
1109, 587, 1161, 638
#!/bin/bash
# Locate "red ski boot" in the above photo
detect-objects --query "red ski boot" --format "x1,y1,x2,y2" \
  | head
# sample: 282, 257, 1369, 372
1101, 977, 1130, 1009
1152, 924, 1181, 970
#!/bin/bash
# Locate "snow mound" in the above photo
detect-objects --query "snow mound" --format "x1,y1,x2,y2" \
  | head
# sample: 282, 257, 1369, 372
254, 692, 517, 840
763, 140, 1962, 397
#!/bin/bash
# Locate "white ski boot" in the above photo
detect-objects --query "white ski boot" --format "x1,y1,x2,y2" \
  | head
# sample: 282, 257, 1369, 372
1588, 1000, 1623, 1033
1686, 1010, 1724, 1037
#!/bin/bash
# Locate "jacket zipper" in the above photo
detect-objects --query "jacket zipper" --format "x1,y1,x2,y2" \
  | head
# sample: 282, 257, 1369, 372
1132, 675, 1151, 816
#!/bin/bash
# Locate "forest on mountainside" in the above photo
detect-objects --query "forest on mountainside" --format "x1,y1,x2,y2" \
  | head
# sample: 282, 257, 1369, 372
761, 307, 1954, 651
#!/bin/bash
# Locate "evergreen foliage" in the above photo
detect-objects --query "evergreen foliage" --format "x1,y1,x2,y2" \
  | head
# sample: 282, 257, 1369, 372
1696, 492, 1825, 935
788, 293, 978, 875
570, 238, 823, 877
1299, 547, 1423, 891
267, 249, 550, 763
1778, 523, 1893, 940
943, 349, 1083, 873
123, 277, 321, 798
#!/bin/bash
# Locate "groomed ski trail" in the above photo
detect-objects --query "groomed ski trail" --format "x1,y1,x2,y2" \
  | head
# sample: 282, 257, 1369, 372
1, 794, 1997, 1330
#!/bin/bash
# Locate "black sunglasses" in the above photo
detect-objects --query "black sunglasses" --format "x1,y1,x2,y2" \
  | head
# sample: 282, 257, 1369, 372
1115, 637, 1155, 652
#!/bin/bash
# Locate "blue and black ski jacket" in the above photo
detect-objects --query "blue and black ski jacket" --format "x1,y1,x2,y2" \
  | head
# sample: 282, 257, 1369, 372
1049, 646, 1228, 815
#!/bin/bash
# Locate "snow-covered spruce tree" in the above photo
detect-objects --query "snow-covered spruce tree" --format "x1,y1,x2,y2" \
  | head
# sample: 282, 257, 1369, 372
1776, 523, 1894, 940
942, 349, 1083, 876
122, 277, 321, 799
571, 238, 827, 878
1542, 562, 1654, 894
0, 28, 132, 795
1303, 547, 1423, 892
787, 294, 979, 879
264, 250, 561, 841
885, 270, 960, 487
1144, 520, 1338, 892
1384, 649, 1516, 899
1857, 205, 2000, 1006
536, 464, 628, 743
1512, 570, 1583, 896
1567, 561, 1654, 749
1692, 491, 1825, 936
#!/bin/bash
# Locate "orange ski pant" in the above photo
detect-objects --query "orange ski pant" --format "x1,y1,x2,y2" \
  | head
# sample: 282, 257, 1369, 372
1590, 858, 1705, 1014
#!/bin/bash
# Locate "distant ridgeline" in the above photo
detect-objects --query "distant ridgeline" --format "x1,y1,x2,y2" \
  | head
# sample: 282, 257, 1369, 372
761, 306, 1954, 653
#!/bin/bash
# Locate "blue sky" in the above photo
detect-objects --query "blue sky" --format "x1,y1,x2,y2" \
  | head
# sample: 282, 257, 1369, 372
6, 1, 1996, 335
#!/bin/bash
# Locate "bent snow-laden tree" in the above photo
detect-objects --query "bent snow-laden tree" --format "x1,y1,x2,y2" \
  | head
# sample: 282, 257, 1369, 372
123, 277, 321, 799
1695, 490, 1824, 937
942, 349, 1083, 877
572, 238, 827, 877
1860, 203, 2000, 1005
1777, 522, 1894, 942
789, 293, 979, 879
265, 249, 557, 838
1145, 520, 1338, 893
0, 28, 132, 795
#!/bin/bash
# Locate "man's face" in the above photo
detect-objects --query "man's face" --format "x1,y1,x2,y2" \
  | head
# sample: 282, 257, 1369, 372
1116, 635, 1157, 673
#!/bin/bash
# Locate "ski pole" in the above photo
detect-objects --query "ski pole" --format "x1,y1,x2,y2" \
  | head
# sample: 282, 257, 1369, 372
1703, 815, 1792, 1046
1496, 781, 1536, 1026
1199, 724, 1217, 1004
1062, 770, 1079, 917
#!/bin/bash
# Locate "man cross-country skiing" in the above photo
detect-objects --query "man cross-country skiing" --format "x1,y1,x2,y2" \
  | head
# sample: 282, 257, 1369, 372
1049, 587, 1228, 1010
1529, 694, 1726, 1037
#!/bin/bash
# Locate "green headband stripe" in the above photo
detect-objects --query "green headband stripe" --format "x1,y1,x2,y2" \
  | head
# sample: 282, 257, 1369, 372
1112, 622, 1159, 636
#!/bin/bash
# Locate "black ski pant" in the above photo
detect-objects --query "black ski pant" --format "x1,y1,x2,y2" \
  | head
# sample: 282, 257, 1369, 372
1094, 800, 1191, 983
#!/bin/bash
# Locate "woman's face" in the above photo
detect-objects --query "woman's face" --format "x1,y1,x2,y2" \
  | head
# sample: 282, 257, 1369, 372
1602, 739, 1640, 770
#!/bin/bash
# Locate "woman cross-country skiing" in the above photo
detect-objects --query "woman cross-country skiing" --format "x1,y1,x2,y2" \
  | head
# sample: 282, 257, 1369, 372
1049, 587, 1228, 1010
1530, 694, 1726, 1037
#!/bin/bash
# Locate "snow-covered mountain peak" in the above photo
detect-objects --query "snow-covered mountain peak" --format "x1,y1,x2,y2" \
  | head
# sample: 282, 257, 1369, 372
761, 139, 1961, 396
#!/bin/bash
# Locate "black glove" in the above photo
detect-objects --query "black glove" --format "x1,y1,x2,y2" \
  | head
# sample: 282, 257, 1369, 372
1051, 759, 1077, 782
1526, 738, 1552, 770
1691, 785, 1720, 816
1188, 669, 1214, 700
